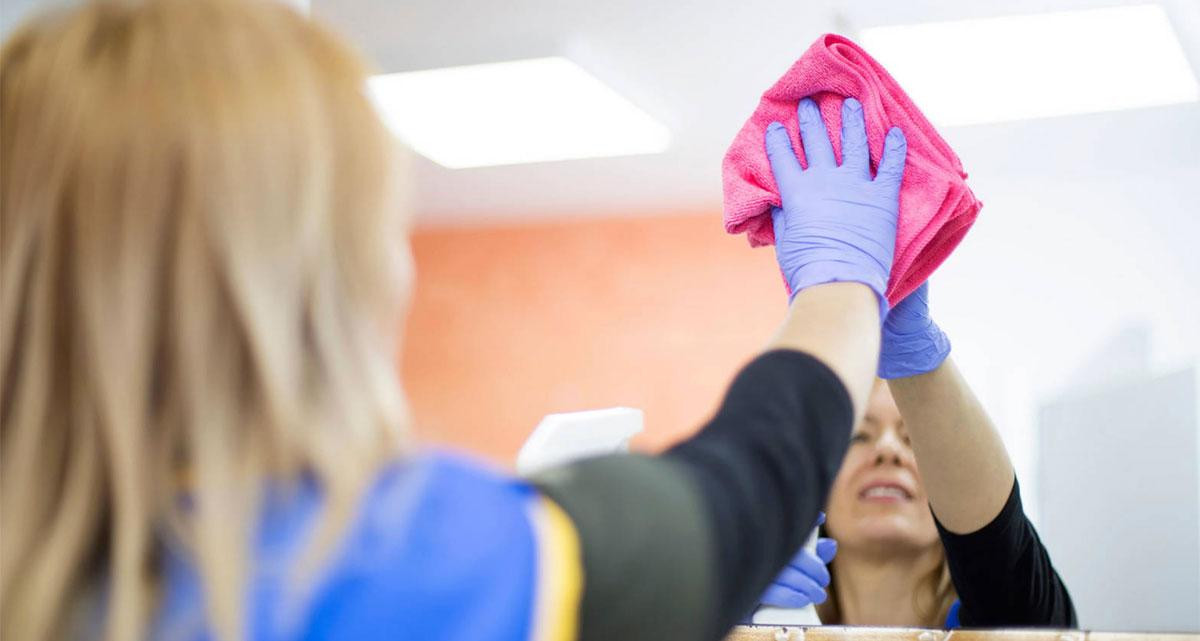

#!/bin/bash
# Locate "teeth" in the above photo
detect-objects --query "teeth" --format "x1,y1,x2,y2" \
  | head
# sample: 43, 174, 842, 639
863, 486, 908, 500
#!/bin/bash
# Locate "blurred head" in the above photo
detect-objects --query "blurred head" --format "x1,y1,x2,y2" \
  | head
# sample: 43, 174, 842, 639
819, 380, 954, 625
1, 1, 411, 640
825, 380, 939, 553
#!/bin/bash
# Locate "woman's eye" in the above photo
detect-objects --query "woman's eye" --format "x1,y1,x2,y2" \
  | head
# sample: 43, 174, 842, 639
850, 432, 869, 443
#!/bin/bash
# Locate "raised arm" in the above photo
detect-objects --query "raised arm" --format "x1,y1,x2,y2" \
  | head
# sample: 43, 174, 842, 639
888, 356, 1013, 533
881, 284, 1075, 626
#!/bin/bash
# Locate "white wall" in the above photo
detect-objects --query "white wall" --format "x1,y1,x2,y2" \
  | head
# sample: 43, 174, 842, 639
1038, 367, 1199, 631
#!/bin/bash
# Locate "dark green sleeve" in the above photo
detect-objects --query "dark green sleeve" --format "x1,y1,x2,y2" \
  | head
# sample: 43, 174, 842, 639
534, 454, 715, 641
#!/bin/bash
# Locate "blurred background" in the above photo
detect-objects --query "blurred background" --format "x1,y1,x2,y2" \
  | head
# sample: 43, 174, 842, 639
4, 0, 1197, 632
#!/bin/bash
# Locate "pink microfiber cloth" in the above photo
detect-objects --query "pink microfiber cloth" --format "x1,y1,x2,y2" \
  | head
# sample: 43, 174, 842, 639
722, 33, 981, 306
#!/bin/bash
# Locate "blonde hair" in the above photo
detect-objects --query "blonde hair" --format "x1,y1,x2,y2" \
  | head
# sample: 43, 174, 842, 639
1, 1, 412, 640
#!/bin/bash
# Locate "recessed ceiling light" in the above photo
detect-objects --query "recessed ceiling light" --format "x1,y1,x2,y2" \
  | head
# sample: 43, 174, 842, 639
859, 4, 1200, 127
368, 57, 672, 169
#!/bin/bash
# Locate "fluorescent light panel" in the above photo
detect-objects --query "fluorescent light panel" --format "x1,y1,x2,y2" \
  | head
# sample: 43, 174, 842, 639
369, 57, 671, 169
859, 4, 1200, 127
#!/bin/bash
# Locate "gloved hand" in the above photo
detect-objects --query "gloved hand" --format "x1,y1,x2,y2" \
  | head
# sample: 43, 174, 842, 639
879, 282, 951, 379
758, 512, 838, 609
764, 97, 907, 317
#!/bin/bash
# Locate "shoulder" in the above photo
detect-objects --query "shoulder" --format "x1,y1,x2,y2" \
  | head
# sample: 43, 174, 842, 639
154, 453, 569, 641
361, 450, 541, 546
304, 452, 555, 641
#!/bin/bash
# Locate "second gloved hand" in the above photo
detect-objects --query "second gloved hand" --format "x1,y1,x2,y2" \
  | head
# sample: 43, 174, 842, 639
879, 282, 951, 379
765, 97, 907, 316
758, 513, 838, 609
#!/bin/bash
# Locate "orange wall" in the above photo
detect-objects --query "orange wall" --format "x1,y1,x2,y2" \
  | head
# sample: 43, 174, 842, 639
401, 212, 787, 467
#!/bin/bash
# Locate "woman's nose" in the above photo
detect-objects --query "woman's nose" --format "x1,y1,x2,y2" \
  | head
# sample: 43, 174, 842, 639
872, 431, 907, 466
873, 449, 902, 466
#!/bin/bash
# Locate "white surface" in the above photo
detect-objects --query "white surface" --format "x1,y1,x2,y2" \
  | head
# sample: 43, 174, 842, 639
369, 58, 670, 168
516, 407, 644, 476
1037, 365, 1199, 632
859, 4, 1199, 127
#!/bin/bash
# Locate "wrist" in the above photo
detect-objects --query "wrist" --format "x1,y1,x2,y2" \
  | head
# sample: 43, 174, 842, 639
787, 265, 889, 320
878, 324, 951, 379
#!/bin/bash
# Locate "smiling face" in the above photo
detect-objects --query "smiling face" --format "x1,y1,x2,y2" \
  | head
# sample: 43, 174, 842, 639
825, 381, 940, 556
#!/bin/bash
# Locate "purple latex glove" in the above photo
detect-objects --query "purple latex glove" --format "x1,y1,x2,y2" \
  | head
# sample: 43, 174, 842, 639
879, 282, 951, 379
759, 512, 838, 608
764, 97, 907, 317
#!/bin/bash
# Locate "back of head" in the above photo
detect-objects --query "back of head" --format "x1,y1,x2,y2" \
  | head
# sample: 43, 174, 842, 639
0, 1, 411, 639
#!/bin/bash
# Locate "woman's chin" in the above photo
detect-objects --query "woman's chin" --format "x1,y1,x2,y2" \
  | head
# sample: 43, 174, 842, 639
842, 513, 939, 550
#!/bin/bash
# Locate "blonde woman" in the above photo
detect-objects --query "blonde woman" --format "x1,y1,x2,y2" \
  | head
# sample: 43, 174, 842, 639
0, 1, 908, 640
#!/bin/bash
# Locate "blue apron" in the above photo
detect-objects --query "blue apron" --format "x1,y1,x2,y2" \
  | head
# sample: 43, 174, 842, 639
150, 453, 581, 641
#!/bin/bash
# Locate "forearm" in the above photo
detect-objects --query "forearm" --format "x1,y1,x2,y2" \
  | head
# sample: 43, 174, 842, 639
770, 282, 881, 423
887, 358, 1014, 533
664, 348, 855, 638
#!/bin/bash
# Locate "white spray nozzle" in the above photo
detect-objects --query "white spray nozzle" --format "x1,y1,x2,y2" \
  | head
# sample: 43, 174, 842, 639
516, 407, 644, 477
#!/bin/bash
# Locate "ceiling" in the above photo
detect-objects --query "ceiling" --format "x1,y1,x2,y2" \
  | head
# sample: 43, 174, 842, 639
4, 0, 1198, 225
310, 0, 1200, 226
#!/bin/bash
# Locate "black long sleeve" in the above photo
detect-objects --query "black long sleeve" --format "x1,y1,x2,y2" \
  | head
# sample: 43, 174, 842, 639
936, 477, 1077, 627
533, 350, 854, 641
665, 350, 854, 632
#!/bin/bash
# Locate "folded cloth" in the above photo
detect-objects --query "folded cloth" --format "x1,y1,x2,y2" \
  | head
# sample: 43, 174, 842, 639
722, 33, 981, 306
